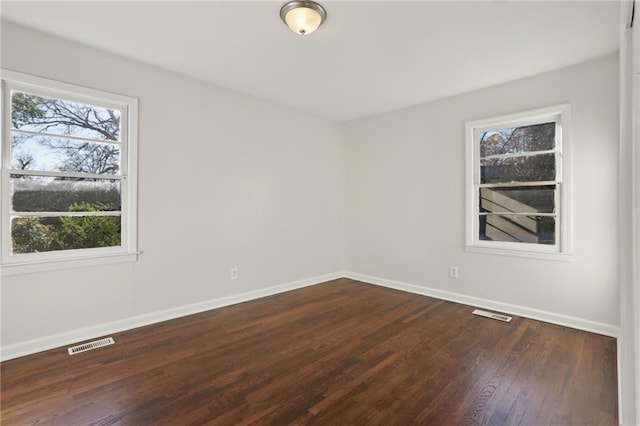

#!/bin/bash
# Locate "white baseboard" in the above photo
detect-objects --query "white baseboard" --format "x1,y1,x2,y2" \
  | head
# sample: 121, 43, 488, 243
0, 272, 342, 361
2, 271, 618, 361
344, 272, 619, 338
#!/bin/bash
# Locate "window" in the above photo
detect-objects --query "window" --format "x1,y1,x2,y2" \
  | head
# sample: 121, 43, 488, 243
1, 70, 138, 275
465, 104, 571, 260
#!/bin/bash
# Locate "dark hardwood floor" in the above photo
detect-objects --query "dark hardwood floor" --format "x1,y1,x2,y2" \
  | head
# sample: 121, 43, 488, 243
1, 278, 618, 425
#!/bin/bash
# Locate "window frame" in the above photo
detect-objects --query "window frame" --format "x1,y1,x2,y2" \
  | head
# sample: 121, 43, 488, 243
0, 69, 138, 276
464, 104, 572, 261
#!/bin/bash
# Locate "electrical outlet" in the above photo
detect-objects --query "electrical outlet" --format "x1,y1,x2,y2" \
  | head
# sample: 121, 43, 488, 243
230, 267, 239, 280
449, 266, 458, 279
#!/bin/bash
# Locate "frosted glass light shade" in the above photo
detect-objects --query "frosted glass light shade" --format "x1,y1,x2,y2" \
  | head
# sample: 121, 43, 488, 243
280, 1, 326, 35
284, 7, 321, 35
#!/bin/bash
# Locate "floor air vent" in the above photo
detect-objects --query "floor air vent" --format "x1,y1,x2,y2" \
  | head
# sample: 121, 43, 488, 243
68, 337, 115, 355
472, 309, 512, 322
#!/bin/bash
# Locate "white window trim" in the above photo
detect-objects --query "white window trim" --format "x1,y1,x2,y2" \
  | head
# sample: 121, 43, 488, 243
0, 69, 139, 276
464, 104, 573, 262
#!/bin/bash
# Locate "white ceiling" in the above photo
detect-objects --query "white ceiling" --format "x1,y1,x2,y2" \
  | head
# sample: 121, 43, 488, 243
1, 1, 621, 122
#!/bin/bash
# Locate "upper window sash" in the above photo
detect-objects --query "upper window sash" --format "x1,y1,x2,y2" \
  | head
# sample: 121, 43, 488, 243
5, 83, 129, 176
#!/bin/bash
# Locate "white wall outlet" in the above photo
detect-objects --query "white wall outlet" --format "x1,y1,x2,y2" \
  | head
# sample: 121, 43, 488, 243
230, 267, 239, 280
449, 266, 458, 279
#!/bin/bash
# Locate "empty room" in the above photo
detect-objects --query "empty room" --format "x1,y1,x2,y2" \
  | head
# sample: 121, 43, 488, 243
1, 1, 638, 425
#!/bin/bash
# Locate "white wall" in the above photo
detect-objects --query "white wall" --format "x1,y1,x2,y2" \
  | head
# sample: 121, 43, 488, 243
344, 55, 620, 329
0, 21, 622, 359
0, 22, 345, 348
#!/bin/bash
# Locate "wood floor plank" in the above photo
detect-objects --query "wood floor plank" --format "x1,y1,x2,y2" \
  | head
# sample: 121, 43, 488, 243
0, 278, 618, 425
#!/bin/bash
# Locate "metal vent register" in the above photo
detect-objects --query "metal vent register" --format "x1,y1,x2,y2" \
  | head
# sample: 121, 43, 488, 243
68, 337, 115, 355
472, 309, 512, 322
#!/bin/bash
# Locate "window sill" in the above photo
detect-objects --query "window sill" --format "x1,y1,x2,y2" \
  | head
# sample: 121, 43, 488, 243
465, 245, 573, 262
1, 252, 139, 277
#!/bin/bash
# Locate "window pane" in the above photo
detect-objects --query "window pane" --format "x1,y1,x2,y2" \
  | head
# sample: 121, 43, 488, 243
479, 214, 555, 245
11, 215, 121, 254
11, 92, 121, 141
480, 122, 555, 157
480, 186, 555, 214
11, 134, 120, 174
11, 175, 121, 212
481, 153, 555, 184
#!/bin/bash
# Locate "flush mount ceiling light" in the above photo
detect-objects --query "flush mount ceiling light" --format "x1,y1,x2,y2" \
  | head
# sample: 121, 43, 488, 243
280, 1, 327, 35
